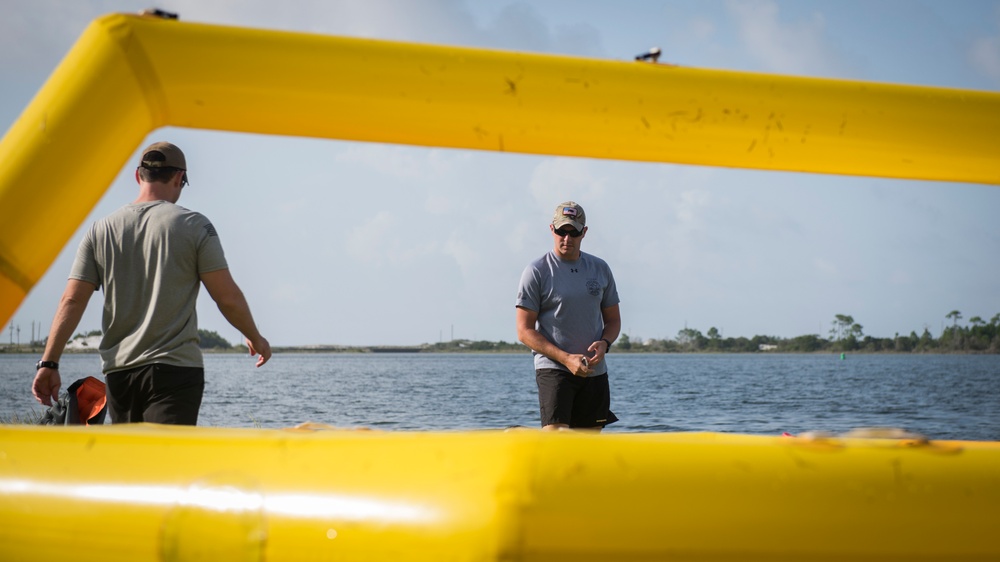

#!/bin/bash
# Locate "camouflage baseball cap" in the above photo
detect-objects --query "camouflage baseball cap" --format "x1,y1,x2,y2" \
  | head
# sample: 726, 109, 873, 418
552, 201, 586, 231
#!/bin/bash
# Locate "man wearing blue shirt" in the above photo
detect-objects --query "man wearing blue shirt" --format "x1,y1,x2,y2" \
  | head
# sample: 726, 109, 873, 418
516, 201, 621, 430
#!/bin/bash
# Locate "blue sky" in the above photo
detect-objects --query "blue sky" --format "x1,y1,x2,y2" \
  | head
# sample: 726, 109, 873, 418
3, 0, 999, 347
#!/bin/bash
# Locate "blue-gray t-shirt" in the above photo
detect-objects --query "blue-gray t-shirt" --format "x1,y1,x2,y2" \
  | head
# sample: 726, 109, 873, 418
515, 251, 620, 375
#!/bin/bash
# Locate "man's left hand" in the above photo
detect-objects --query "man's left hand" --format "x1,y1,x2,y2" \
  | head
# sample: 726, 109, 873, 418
32, 368, 62, 406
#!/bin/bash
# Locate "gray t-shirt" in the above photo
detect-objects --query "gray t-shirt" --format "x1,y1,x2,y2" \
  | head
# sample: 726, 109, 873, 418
70, 201, 228, 372
515, 251, 620, 375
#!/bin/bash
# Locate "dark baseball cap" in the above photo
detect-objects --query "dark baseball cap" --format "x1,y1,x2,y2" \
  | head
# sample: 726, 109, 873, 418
139, 142, 188, 184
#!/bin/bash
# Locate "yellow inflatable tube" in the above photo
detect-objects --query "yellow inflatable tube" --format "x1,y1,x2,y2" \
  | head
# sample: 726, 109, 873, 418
2, 15, 1000, 560
2, 12, 1000, 324
1, 425, 998, 561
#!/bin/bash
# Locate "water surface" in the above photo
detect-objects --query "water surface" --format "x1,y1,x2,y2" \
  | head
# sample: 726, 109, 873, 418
2, 352, 997, 440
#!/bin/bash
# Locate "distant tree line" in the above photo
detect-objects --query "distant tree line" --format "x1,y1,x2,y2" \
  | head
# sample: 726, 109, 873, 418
618, 311, 1000, 354
57, 329, 235, 350
423, 339, 524, 352
198, 330, 233, 349
26, 311, 998, 355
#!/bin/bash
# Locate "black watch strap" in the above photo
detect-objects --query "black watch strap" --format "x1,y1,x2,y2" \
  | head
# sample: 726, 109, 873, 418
601, 338, 612, 352
36, 360, 59, 370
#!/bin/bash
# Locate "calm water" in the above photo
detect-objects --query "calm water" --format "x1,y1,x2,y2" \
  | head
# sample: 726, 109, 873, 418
1, 352, 997, 440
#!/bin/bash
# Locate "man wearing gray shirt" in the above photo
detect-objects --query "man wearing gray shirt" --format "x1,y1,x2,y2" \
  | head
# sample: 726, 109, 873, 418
516, 201, 621, 430
32, 142, 271, 425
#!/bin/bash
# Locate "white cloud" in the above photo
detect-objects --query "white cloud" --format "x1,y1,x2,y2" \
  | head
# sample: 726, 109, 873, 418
552, 22, 605, 58
725, 0, 842, 76
688, 17, 717, 41
335, 145, 456, 180
271, 282, 312, 304
442, 232, 482, 279
812, 257, 839, 276
346, 211, 437, 265
505, 220, 538, 256
673, 188, 714, 227
0, 0, 108, 81
527, 157, 605, 205
166, 0, 480, 44
486, 3, 551, 52
970, 36, 1000, 83
888, 269, 912, 286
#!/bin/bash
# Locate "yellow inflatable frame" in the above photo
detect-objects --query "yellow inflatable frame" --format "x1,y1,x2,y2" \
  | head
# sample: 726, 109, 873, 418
1, 13, 999, 562
2, 12, 999, 323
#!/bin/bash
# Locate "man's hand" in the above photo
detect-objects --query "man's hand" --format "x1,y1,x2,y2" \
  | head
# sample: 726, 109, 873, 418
247, 336, 272, 368
567, 354, 593, 377
32, 368, 62, 406
585, 339, 609, 369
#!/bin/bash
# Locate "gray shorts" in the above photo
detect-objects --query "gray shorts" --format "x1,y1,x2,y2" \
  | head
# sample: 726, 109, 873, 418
536, 368, 618, 428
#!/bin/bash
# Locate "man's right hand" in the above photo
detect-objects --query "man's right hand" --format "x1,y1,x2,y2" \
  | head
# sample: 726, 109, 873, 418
567, 354, 593, 377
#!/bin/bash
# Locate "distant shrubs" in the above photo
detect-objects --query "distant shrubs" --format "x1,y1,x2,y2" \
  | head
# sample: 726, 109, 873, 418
198, 330, 233, 349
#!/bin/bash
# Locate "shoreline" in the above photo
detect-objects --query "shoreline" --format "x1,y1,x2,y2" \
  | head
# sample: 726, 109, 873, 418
1, 346, 995, 355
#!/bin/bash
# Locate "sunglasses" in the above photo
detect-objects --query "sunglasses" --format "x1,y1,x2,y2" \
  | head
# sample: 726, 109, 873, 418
553, 226, 584, 238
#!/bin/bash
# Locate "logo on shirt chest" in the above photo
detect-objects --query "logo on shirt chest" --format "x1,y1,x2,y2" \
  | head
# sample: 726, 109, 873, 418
586, 278, 600, 296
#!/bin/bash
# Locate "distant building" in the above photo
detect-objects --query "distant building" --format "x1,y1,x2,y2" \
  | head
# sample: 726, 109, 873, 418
758, 344, 778, 351
66, 335, 102, 350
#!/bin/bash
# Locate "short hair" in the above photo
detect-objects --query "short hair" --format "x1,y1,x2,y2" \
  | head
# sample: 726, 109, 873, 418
138, 165, 183, 184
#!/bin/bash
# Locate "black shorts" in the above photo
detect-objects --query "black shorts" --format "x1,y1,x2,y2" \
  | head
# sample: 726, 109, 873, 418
536, 369, 618, 428
106, 363, 205, 425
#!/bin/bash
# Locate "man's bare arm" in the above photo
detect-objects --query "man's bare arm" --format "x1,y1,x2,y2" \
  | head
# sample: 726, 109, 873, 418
200, 269, 271, 367
32, 279, 95, 405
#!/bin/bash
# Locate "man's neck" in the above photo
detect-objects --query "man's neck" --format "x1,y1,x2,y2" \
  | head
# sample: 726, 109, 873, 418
553, 249, 581, 261
134, 184, 178, 204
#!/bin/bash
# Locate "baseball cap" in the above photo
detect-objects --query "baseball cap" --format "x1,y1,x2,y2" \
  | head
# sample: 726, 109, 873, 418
551, 201, 586, 231
139, 142, 189, 184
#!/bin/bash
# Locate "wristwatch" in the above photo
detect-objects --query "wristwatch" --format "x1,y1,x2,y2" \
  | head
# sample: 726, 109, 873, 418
36, 360, 59, 370
601, 338, 613, 352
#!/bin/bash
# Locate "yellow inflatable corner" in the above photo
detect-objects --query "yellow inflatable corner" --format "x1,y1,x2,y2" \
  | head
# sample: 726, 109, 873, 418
2, 12, 1000, 324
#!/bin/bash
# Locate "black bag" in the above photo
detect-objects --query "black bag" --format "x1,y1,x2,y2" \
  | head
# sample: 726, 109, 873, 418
37, 376, 107, 425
